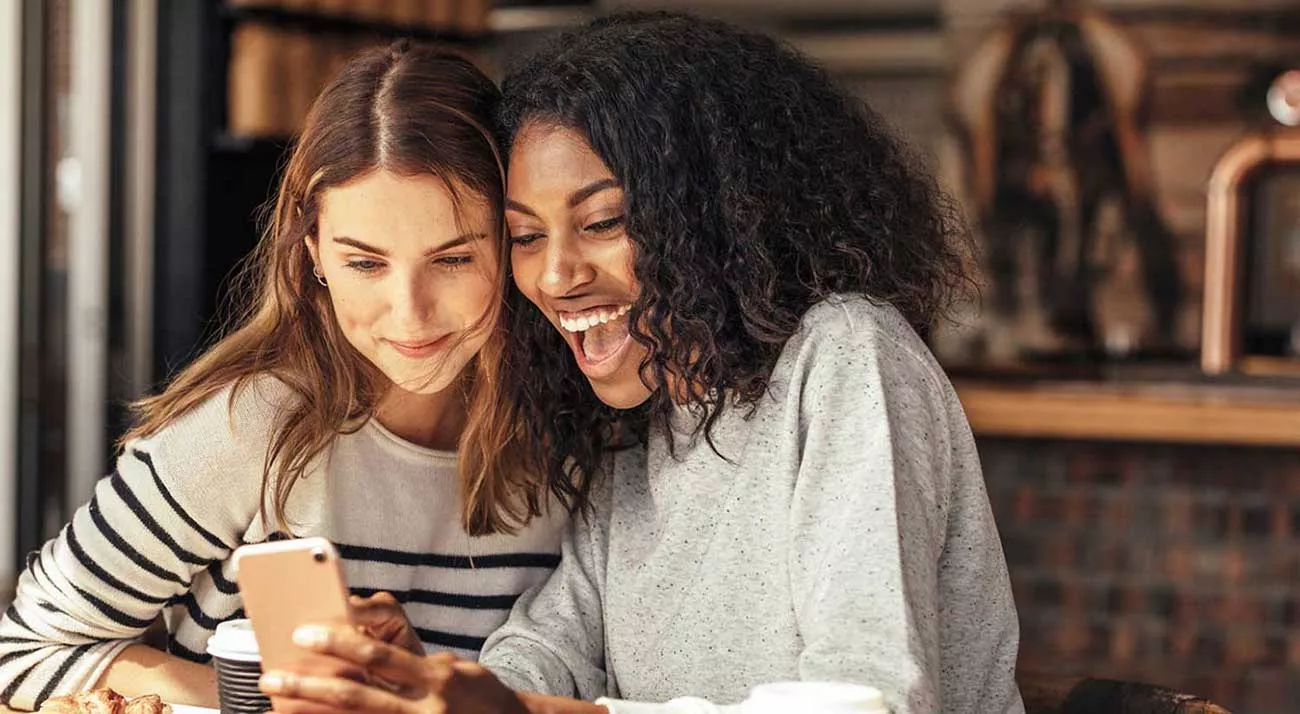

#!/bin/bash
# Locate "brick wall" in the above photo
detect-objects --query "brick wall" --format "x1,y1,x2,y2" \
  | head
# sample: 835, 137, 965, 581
981, 438, 1300, 714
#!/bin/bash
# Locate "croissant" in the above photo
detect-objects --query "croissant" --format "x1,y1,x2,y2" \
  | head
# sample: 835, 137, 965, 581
37, 689, 172, 714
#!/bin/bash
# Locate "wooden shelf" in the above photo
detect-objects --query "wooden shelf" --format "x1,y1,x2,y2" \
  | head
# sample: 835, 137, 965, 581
220, 4, 488, 45
954, 379, 1300, 448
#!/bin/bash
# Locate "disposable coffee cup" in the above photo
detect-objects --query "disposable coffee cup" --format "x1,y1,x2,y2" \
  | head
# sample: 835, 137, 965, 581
206, 619, 272, 714
743, 682, 889, 714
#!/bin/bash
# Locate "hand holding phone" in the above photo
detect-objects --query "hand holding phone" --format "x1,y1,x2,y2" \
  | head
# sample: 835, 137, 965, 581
232, 537, 353, 672
348, 591, 425, 655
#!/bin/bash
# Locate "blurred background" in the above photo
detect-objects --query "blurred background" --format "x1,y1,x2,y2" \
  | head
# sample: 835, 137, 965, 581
0, 0, 1299, 711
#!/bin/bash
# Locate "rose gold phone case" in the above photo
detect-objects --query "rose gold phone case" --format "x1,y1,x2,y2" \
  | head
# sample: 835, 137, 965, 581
232, 537, 353, 671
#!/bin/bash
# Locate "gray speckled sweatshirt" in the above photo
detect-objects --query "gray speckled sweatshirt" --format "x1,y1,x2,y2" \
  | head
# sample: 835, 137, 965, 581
480, 296, 1025, 714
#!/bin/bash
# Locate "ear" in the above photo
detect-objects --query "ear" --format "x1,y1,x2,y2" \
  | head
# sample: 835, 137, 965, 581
304, 235, 321, 274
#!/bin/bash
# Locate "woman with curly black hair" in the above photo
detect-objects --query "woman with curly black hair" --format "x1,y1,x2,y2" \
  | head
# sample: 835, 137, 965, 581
260, 12, 1025, 714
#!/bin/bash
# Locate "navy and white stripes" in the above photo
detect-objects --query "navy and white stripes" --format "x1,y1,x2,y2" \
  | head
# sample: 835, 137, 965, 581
0, 378, 567, 710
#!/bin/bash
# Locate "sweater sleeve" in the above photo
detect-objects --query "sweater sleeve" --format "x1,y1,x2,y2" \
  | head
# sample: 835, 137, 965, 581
783, 314, 955, 714
776, 300, 1023, 714
0, 378, 289, 710
478, 464, 616, 702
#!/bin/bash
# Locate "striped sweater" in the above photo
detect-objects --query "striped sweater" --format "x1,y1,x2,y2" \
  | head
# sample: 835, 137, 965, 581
0, 377, 568, 711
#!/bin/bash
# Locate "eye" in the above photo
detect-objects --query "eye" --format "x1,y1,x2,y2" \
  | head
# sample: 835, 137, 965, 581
584, 216, 624, 233
509, 233, 544, 248
345, 259, 384, 273
436, 255, 474, 269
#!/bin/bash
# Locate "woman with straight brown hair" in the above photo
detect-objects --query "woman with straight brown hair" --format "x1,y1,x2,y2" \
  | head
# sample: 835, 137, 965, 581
0, 41, 567, 712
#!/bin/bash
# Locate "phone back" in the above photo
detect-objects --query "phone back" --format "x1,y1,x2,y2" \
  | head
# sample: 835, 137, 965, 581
232, 537, 353, 670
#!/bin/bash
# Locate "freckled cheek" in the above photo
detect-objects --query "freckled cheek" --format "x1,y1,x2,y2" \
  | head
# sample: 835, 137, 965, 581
330, 293, 387, 340
443, 276, 496, 329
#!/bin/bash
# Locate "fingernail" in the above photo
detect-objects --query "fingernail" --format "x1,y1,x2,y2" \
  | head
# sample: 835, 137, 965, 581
259, 672, 284, 693
293, 625, 329, 648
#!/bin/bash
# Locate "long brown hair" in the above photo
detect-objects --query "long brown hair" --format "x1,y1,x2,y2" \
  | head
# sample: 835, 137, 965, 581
124, 42, 538, 536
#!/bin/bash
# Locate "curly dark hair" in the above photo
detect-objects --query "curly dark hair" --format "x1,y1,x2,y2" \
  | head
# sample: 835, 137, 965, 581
494, 11, 972, 511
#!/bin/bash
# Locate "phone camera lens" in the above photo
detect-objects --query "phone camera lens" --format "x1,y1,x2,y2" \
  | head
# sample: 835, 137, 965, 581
312, 548, 326, 563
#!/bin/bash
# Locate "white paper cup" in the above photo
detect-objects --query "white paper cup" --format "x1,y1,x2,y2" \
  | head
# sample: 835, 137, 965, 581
206, 620, 272, 714
744, 681, 889, 714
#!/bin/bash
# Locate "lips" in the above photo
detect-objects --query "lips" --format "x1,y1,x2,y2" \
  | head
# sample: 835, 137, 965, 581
386, 335, 450, 359
550, 302, 636, 380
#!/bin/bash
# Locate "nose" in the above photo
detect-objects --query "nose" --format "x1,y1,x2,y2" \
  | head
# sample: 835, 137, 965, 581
537, 233, 595, 299
389, 269, 434, 330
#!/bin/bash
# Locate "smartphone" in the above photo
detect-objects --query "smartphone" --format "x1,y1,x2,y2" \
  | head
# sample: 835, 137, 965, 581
232, 537, 353, 671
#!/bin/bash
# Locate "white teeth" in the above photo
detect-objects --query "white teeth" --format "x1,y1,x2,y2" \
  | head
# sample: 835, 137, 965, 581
560, 304, 632, 333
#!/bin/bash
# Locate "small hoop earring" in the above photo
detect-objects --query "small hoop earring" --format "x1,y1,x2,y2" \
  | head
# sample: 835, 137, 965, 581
313, 267, 327, 287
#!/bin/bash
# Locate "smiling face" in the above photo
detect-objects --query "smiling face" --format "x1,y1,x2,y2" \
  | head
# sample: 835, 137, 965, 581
307, 168, 497, 395
505, 123, 654, 409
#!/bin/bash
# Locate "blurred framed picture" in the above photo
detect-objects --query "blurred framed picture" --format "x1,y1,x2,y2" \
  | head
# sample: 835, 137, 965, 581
1245, 168, 1300, 357
1202, 130, 1300, 376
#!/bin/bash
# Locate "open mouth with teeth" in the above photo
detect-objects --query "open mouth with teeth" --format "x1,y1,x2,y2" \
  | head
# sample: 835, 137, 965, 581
558, 304, 633, 373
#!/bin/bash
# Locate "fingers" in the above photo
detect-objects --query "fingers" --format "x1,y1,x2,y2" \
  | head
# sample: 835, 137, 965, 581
263, 653, 520, 714
260, 671, 413, 714
294, 624, 429, 685
350, 592, 400, 615
266, 693, 369, 714
277, 651, 371, 683
347, 592, 424, 654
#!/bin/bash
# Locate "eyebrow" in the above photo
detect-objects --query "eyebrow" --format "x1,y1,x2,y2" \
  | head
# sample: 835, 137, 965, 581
331, 233, 486, 257
506, 178, 621, 217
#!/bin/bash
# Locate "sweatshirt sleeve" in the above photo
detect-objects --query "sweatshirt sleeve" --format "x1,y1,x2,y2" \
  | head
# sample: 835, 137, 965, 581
0, 378, 288, 710
772, 301, 1022, 714
782, 315, 955, 714
478, 466, 615, 702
